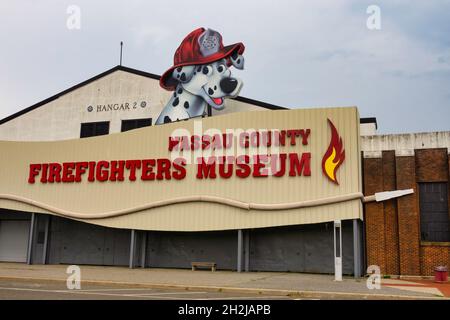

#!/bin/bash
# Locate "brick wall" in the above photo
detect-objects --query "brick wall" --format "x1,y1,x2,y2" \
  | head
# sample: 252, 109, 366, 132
416, 149, 448, 182
382, 151, 400, 275
396, 156, 421, 275
420, 245, 450, 275
363, 148, 450, 276
363, 157, 386, 272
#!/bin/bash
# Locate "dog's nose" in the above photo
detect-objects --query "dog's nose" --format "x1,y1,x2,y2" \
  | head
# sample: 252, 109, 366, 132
220, 77, 238, 94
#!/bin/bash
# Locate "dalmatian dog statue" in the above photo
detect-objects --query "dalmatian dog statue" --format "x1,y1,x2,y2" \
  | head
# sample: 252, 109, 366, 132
156, 28, 245, 124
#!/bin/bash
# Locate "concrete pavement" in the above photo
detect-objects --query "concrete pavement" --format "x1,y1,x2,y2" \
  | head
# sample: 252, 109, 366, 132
0, 262, 447, 299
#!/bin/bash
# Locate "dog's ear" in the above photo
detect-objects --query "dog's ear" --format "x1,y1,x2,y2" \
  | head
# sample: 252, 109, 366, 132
172, 65, 196, 83
230, 52, 244, 70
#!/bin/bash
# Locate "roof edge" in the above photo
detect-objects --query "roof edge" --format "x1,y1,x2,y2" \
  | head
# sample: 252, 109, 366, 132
3, 66, 382, 126
0, 65, 161, 125
359, 117, 378, 129
0, 65, 287, 125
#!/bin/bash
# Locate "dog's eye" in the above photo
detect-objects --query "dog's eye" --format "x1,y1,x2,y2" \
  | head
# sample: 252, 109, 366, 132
217, 65, 225, 73
202, 66, 212, 75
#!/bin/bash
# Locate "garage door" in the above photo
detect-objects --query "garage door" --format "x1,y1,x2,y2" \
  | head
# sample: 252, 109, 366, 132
0, 220, 30, 262
146, 231, 237, 270
249, 222, 355, 274
47, 216, 130, 266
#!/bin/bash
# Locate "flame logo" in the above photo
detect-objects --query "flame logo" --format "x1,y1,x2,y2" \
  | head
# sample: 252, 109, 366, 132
322, 119, 345, 185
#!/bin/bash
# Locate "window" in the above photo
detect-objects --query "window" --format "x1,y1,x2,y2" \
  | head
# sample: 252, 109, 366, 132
121, 118, 152, 132
80, 121, 110, 138
419, 182, 450, 242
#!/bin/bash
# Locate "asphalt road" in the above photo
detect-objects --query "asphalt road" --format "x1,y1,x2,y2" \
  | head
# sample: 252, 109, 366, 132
0, 280, 310, 300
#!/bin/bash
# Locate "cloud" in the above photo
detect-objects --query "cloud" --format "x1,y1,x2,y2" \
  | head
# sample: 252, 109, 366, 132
132, 25, 172, 47
0, 0, 449, 133
313, 49, 359, 61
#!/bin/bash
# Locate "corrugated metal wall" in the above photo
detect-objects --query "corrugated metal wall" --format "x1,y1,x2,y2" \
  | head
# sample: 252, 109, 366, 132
248, 221, 354, 274
7, 211, 358, 274
145, 230, 237, 270
47, 216, 130, 266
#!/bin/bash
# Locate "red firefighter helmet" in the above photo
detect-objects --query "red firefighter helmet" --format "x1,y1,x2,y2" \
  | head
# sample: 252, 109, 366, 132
159, 27, 245, 91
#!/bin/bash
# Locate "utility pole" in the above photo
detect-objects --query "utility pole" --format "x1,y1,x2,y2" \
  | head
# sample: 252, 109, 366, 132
120, 41, 123, 66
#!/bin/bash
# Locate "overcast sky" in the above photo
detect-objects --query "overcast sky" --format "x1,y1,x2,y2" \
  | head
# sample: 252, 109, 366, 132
1, 1, 449, 134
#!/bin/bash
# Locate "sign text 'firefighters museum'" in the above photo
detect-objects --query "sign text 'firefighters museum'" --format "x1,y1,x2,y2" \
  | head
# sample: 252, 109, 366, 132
0, 107, 362, 232
28, 128, 314, 184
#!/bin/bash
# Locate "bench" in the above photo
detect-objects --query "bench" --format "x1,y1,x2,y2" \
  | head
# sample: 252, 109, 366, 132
191, 261, 216, 272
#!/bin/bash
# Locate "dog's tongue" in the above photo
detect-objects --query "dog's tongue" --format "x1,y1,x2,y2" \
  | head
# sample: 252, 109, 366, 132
213, 97, 223, 105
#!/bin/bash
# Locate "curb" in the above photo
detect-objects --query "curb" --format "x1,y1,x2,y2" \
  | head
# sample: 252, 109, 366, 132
0, 275, 446, 300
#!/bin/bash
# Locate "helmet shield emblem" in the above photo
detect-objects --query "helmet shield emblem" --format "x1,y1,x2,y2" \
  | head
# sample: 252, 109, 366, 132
198, 29, 221, 57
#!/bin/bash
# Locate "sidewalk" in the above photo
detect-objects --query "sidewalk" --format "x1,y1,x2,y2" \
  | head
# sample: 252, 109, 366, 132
0, 262, 448, 299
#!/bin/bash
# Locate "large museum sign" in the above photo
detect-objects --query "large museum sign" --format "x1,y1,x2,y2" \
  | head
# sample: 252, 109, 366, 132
0, 107, 362, 231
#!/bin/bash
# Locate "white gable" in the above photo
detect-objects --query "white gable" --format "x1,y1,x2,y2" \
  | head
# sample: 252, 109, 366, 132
0, 68, 280, 142
0, 70, 171, 141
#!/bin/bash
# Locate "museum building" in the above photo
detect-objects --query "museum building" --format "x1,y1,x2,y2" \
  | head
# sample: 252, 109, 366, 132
0, 65, 448, 277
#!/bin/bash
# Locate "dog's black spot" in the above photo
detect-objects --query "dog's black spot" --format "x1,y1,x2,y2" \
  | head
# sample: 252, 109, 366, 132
177, 88, 183, 94
177, 74, 180, 79
172, 97, 179, 107
197, 66, 202, 72
180, 73, 186, 81
214, 85, 217, 90
164, 116, 171, 123
208, 88, 214, 95
237, 59, 241, 64
176, 67, 182, 72
184, 101, 190, 109
173, 92, 177, 97
231, 51, 238, 60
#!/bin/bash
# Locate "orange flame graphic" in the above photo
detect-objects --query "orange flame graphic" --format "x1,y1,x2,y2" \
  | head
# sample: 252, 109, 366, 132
322, 119, 345, 185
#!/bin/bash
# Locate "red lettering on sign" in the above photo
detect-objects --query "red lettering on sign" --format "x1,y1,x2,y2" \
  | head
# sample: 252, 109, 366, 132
125, 160, 141, 181
289, 153, 311, 176
196, 157, 217, 179
239, 133, 249, 148
48, 163, 62, 183
168, 137, 180, 151
88, 161, 96, 182
218, 156, 234, 179
28, 164, 41, 184
74, 162, 88, 182
236, 155, 251, 178
109, 160, 125, 181
41, 163, 48, 183
172, 158, 187, 180
141, 159, 156, 180
271, 153, 287, 177
27, 128, 317, 185
156, 158, 172, 180
300, 129, 311, 145
96, 161, 109, 182
253, 155, 269, 177
62, 162, 76, 183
